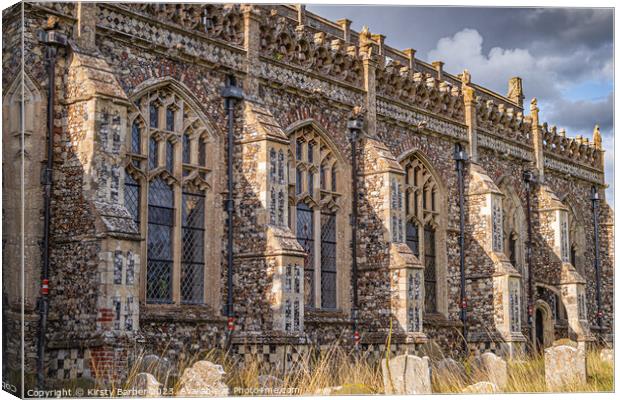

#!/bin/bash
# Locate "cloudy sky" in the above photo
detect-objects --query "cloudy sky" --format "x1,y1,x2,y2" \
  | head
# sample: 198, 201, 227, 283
308, 5, 614, 206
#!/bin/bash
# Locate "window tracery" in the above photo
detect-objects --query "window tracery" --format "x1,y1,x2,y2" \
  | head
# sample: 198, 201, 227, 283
402, 154, 443, 314
289, 125, 340, 310
125, 86, 213, 305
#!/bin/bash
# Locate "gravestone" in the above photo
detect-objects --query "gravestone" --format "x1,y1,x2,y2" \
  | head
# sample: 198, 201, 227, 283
133, 373, 161, 397
462, 381, 499, 393
471, 352, 508, 389
177, 360, 229, 397
139, 354, 174, 382
434, 357, 466, 381
600, 348, 613, 365
544, 345, 586, 391
382, 354, 432, 394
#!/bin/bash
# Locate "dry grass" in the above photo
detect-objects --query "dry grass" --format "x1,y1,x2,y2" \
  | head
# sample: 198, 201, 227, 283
97, 340, 612, 396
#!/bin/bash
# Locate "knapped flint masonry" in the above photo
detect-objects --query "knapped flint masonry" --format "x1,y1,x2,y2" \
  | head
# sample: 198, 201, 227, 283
2, 2, 613, 386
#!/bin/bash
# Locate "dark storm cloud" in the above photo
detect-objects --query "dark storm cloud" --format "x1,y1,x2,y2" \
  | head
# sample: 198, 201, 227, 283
540, 92, 613, 135
307, 6, 612, 56
307, 5, 614, 205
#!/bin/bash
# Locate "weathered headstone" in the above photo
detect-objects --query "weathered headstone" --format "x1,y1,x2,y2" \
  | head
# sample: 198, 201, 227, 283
133, 372, 161, 397
177, 360, 229, 397
471, 352, 508, 389
139, 354, 174, 381
600, 348, 613, 365
434, 357, 466, 381
544, 345, 586, 391
462, 381, 499, 393
382, 354, 432, 394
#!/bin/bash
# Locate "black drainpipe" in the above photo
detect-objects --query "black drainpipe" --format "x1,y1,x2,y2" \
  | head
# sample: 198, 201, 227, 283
453, 143, 468, 352
523, 170, 535, 349
221, 75, 243, 343
36, 23, 67, 390
591, 185, 603, 332
347, 114, 363, 349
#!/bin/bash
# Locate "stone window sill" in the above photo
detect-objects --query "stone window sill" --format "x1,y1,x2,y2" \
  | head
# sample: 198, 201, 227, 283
139, 304, 226, 323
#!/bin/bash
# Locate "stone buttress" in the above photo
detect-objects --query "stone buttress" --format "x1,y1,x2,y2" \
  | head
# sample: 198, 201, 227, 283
357, 135, 427, 355
230, 100, 307, 366
48, 40, 140, 382
466, 163, 526, 356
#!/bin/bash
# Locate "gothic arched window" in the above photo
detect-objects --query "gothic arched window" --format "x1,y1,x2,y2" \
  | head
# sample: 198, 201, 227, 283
402, 153, 446, 314
125, 85, 214, 305
563, 199, 586, 277
289, 125, 341, 310
499, 180, 527, 316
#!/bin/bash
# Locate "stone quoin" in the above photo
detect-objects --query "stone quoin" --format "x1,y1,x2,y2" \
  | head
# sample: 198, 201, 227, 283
2, 2, 613, 384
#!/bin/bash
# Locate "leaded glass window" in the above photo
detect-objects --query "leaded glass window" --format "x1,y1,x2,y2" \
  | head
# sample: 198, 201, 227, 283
182, 134, 191, 164
406, 221, 420, 257
131, 121, 141, 154
149, 138, 158, 169
181, 189, 205, 304
166, 140, 174, 172
124, 173, 140, 225
307, 170, 314, 194
147, 177, 174, 303
307, 141, 314, 163
290, 126, 341, 310
297, 203, 314, 308
166, 106, 175, 131
424, 224, 437, 312
132, 87, 213, 306
403, 154, 443, 314
149, 103, 158, 128
320, 212, 337, 309
296, 168, 303, 195
296, 139, 304, 160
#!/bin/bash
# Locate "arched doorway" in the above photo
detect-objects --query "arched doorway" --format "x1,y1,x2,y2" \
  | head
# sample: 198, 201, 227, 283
534, 301, 554, 352
535, 308, 544, 352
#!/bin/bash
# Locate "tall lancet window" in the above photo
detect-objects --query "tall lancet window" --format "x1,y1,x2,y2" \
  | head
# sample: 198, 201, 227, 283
181, 188, 205, 304
289, 125, 342, 310
147, 177, 174, 303
402, 153, 446, 314
499, 180, 527, 315
127, 85, 214, 305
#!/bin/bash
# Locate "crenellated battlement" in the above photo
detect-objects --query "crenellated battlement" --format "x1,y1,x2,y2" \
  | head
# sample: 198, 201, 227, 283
30, 1, 606, 178
539, 122, 602, 169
